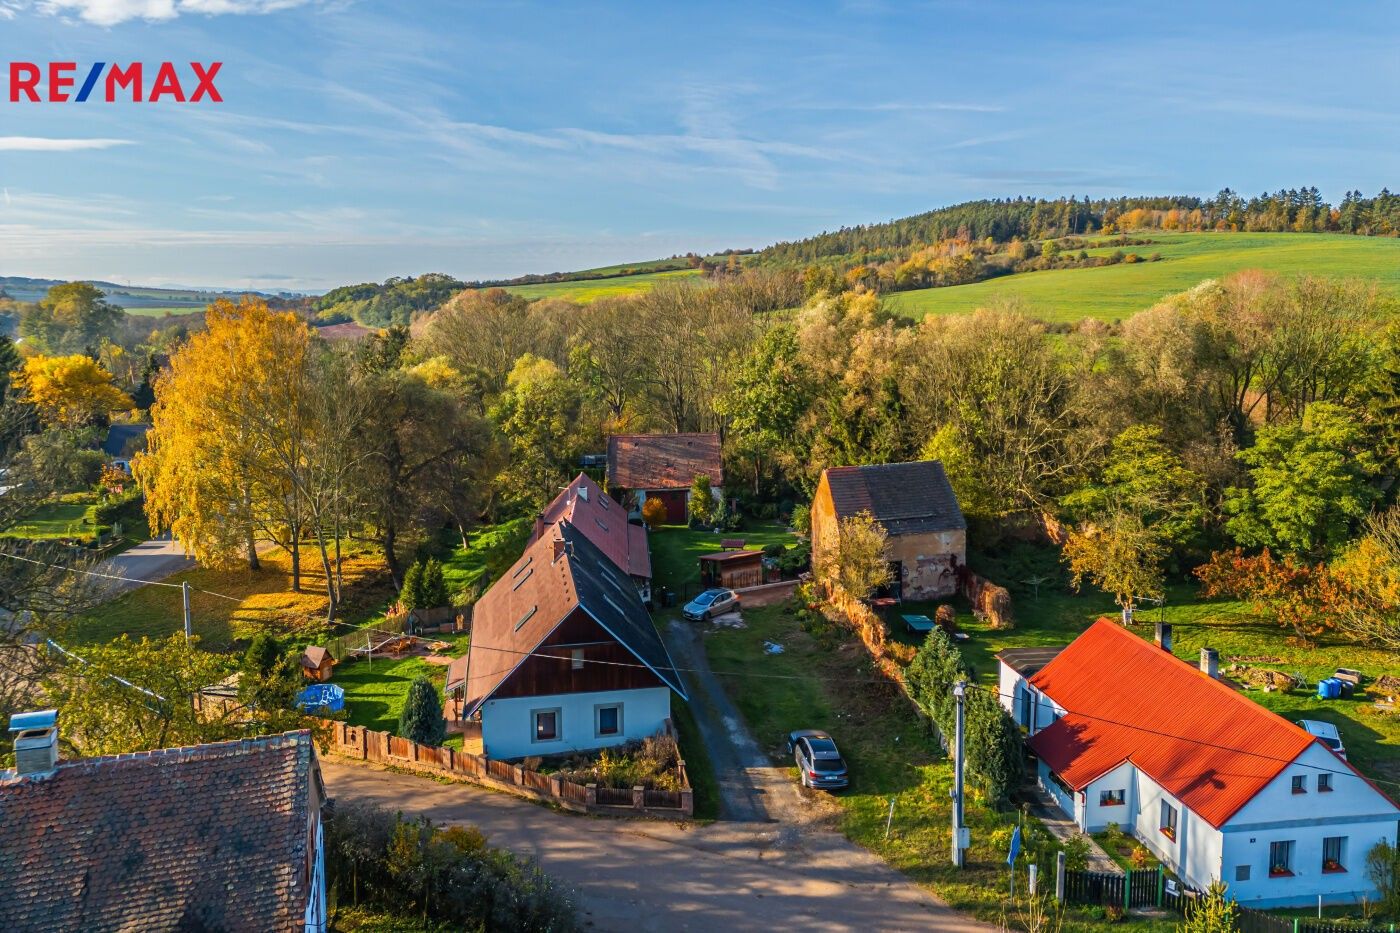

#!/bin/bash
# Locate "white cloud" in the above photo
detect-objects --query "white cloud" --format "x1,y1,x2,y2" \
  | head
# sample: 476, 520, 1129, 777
29, 0, 311, 26
0, 136, 133, 150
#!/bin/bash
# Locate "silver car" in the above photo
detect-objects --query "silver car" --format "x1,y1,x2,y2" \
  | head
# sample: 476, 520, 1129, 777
682, 588, 738, 621
788, 729, 849, 790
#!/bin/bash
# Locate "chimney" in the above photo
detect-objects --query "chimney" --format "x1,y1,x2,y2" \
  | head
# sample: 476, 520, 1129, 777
1154, 622, 1173, 652
1200, 647, 1219, 679
9, 710, 58, 777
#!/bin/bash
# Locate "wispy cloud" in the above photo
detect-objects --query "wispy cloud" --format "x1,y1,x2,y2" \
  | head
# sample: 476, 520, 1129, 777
0, 137, 133, 151
25, 0, 313, 26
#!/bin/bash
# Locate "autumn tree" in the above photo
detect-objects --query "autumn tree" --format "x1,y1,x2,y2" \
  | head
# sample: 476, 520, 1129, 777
490, 355, 585, 511
1331, 507, 1400, 648
1063, 514, 1167, 619
816, 511, 892, 600
19, 282, 123, 354
12, 354, 133, 427
641, 497, 667, 529
1195, 548, 1349, 642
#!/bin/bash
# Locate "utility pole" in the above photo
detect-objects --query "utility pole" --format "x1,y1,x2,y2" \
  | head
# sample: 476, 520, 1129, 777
181, 581, 192, 643
951, 679, 967, 867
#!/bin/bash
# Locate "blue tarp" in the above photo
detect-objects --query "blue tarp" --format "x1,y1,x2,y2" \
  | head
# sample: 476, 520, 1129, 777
296, 683, 345, 713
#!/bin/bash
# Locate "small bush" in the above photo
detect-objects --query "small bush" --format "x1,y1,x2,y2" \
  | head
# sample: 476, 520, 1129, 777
1129, 844, 1153, 868
641, 497, 667, 529
1063, 833, 1091, 871
790, 503, 811, 535
553, 734, 682, 791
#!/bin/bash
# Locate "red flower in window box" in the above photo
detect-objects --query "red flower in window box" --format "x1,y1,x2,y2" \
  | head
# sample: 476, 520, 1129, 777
1322, 859, 1345, 873
1269, 865, 1293, 878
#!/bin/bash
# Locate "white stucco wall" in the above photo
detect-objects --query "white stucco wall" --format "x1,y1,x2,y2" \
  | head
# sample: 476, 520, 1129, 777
998, 663, 1060, 736
1039, 759, 1079, 821
1083, 762, 1137, 832
1218, 743, 1400, 908
480, 686, 672, 761
998, 662, 1019, 719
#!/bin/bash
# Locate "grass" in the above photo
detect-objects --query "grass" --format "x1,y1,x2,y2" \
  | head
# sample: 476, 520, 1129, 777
647, 520, 799, 602
885, 231, 1400, 322
441, 517, 532, 600
6, 497, 97, 540
69, 540, 396, 649
1092, 830, 1162, 874
332, 632, 469, 734
671, 696, 720, 820
496, 268, 701, 303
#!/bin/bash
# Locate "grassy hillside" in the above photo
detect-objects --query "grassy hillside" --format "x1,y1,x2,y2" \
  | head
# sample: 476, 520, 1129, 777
498, 267, 702, 302
886, 232, 1400, 322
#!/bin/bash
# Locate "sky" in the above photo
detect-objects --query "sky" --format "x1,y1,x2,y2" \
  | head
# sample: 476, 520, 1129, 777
1, 1, 1399, 292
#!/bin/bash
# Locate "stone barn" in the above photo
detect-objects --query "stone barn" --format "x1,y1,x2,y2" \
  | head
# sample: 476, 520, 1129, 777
811, 460, 966, 601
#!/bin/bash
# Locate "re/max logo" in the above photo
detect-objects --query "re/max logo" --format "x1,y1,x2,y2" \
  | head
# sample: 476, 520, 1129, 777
7, 62, 222, 103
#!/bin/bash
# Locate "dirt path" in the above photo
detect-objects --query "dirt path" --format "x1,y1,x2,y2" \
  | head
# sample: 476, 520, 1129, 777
322, 759, 994, 933
662, 617, 808, 824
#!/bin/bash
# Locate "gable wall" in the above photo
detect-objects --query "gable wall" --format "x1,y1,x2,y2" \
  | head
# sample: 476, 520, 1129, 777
492, 607, 664, 701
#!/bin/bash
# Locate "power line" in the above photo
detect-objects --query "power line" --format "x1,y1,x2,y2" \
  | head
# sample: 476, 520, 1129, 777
0, 549, 252, 603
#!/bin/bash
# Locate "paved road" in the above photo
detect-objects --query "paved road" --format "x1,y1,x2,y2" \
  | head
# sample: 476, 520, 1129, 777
95, 536, 195, 597
322, 760, 993, 933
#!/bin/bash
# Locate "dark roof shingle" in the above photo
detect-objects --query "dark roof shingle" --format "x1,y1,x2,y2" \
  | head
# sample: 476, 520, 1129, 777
0, 730, 319, 932
607, 433, 722, 490
824, 460, 965, 534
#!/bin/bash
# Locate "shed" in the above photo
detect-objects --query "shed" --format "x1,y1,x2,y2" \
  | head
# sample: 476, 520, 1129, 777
300, 646, 335, 682
699, 549, 765, 589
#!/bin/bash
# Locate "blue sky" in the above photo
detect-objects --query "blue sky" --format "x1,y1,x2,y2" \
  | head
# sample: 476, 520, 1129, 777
1, 1, 1399, 292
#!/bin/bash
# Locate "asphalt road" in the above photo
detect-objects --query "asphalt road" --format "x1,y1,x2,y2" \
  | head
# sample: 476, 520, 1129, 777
96, 535, 195, 597
321, 760, 993, 933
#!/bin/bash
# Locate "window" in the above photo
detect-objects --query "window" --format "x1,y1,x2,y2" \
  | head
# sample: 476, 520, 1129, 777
595, 517, 609, 532
1317, 773, 1333, 792
1160, 801, 1178, 840
1235, 865, 1250, 882
571, 648, 585, 670
1322, 837, 1346, 873
1099, 789, 1126, 807
513, 606, 537, 631
595, 704, 621, 737
1291, 775, 1307, 794
1269, 840, 1295, 877
532, 708, 560, 743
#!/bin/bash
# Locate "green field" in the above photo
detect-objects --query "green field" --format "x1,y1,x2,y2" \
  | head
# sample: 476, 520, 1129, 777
497, 268, 701, 302
886, 232, 1400, 322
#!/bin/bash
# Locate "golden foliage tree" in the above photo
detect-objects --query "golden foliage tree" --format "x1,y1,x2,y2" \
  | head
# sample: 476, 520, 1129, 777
817, 511, 892, 600
13, 354, 132, 427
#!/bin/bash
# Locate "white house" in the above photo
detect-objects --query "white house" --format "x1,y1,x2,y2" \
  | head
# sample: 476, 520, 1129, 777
997, 620, 1399, 908
460, 519, 687, 760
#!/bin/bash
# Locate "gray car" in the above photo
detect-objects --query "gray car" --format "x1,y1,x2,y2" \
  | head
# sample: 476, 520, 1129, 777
788, 729, 849, 790
682, 587, 738, 621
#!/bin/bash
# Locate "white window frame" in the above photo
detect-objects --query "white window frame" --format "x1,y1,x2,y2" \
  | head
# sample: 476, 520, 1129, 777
531, 707, 562, 743
594, 702, 623, 738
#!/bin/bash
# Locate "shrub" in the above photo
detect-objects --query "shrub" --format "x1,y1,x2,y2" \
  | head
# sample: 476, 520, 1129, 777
325, 801, 576, 932
553, 734, 681, 791
1063, 833, 1091, 872
1129, 844, 1152, 868
688, 473, 716, 525
762, 543, 786, 560
1367, 840, 1400, 917
791, 503, 811, 535
777, 540, 811, 576
641, 497, 667, 529
398, 676, 446, 747
1180, 880, 1239, 933
93, 490, 143, 528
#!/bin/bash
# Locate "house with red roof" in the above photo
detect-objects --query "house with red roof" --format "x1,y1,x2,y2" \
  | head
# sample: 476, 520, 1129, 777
997, 620, 1398, 908
606, 433, 723, 524
459, 519, 686, 760
531, 472, 653, 605
0, 715, 327, 932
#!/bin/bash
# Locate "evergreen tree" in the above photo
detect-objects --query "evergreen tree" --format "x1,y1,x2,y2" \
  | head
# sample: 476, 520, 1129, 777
399, 676, 446, 746
400, 560, 426, 610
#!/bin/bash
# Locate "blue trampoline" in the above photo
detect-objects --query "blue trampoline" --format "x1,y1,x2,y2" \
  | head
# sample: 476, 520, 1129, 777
296, 683, 345, 713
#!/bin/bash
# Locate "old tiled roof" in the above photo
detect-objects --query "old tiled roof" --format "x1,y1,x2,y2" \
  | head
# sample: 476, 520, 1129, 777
0, 730, 320, 931
464, 520, 685, 716
823, 461, 965, 535
995, 646, 1065, 678
1027, 621, 1326, 828
607, 433, 722, 490
532, 472, 652, 579
698, 549, 764, 564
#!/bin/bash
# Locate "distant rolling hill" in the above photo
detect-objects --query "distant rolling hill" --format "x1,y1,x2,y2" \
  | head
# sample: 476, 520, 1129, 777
497, 268, 702, 302
0, 276, 296, 317
883, 232, 1400, 323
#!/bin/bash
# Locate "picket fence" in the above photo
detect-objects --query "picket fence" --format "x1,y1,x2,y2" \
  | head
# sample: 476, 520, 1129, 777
319, 719, 693, 818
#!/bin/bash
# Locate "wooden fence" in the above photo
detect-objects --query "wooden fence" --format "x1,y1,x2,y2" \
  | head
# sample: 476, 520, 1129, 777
319, 720, 693, 818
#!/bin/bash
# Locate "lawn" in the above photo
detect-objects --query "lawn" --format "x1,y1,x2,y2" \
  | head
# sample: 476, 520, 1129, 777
68, 540, 396, 649
497, 268, 702, 303
5, 497, 96, 540
332, 632, 469, 735
440, 517, 532, 600
647, 520, 799, 604
885, 231, 1400, 323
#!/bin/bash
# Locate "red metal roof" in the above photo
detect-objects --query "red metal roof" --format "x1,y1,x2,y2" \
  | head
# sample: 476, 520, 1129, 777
532, 473, 651, 579
1027, 619, 1317, 828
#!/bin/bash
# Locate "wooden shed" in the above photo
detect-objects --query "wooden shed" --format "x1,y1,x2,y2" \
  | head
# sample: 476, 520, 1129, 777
698, 550, 765, 589
300, 646, 336, 682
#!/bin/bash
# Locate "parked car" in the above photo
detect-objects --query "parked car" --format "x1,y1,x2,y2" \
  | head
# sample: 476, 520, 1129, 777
787, 729, 849, 790
1296, 719, 1346, 759
682, 588, 738, 621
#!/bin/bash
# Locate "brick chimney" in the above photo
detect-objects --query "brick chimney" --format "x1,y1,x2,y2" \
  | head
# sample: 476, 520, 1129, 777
9, 710, 58, 778
1154, 622, 1172, 652
1200, 647, 1219, 679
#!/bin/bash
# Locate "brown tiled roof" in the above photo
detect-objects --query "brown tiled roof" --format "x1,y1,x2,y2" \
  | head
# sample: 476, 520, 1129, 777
606, 433, 722, 490
823, 460, 965, 535
464, 521, 685, 716
531, 473, 652, 579
698, 549, 764, 564
0, 730, 320, 932
301, 646, 332, 669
